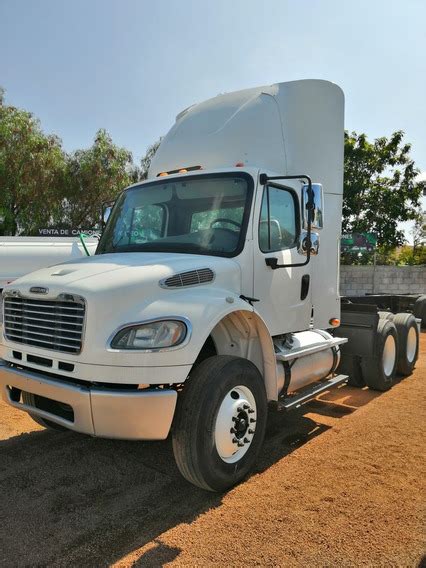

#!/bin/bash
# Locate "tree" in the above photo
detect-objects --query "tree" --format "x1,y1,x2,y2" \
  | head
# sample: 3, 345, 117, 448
0, 90, 66, 235
58, 129, 135, 228
343, 130, 425, 249
412, 211, 426, 250
140, 138, 161, 180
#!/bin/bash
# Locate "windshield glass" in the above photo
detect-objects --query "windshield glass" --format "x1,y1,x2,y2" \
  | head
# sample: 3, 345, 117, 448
97, 173, 253, 257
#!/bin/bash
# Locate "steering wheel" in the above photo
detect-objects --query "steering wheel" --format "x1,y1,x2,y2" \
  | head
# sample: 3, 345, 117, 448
210, 218, 242, 230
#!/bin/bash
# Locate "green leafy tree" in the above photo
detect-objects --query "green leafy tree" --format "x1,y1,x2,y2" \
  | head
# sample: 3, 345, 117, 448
412, 211, 426, 250
0, 89, 66, 235
140, 138, 161, 180
396, 244, 426, 266
58, 129, 135, 228
343, 130, 425, 250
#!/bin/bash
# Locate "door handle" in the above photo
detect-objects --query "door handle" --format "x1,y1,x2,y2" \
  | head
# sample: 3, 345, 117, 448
300, 274, 310, 300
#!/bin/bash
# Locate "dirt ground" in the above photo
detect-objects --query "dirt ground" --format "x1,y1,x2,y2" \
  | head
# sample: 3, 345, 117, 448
0, 335, 425, 567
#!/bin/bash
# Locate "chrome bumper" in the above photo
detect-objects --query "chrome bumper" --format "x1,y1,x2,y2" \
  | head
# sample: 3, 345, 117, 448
0, 359, 177, 440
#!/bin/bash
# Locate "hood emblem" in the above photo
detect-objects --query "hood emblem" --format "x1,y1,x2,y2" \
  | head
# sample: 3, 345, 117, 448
30, 286, 49, 294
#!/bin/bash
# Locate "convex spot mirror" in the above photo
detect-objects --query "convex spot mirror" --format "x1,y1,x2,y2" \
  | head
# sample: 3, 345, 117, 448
102, 201, 115, 227
103, 207, 112, 224
302, 183, 324, 230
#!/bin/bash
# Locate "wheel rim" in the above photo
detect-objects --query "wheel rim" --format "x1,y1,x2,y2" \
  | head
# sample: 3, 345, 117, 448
214, 385, 257, 464
382, 334, 396, 376
406, 326, 417, 363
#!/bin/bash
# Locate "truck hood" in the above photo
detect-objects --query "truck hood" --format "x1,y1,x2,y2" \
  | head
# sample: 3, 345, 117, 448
1, 251, 250, 373
5, 252, 242, 298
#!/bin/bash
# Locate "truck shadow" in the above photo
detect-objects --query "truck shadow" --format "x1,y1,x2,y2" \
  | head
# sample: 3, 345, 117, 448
0, 382, 383, 567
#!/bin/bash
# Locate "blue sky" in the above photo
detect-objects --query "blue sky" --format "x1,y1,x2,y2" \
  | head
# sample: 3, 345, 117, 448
0, 0, 425, 237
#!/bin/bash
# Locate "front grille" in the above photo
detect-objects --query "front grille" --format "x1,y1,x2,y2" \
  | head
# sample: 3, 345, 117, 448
161, 268, 215, 288
3, 296, 85, 354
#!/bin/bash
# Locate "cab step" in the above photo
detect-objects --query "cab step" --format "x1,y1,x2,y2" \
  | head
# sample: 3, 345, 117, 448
277, 374, 348, 411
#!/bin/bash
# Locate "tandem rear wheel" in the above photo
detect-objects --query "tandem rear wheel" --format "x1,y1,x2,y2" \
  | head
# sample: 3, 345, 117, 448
342, 312, 419, 393
361, 319, 398, 392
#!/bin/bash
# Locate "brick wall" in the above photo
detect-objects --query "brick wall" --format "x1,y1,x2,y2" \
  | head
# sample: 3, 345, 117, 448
340, 265, 426, 296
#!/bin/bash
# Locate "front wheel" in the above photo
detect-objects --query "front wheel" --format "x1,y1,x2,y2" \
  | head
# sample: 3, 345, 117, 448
172, 355, 268, 492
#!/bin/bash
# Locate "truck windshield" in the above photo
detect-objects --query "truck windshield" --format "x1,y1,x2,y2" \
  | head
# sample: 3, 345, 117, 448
97, 173, 253, 257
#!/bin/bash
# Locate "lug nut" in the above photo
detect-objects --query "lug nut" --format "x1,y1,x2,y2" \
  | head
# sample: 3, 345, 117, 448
231, 416, 237, 422
237, 406, 243, 412
232, 437, 238, 444
248, 429, 254, 434
230, 427, 236, 434
250, 418, 256, 423
248, 408, 255, 414
237, 442, 244, 447
243, 437, 249, 443
243, 404, 250, 410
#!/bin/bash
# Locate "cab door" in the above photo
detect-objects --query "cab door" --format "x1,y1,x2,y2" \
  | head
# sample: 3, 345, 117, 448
253, 182, 312, 335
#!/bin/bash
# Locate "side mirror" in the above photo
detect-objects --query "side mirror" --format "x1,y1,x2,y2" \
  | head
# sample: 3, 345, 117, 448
298, 231, 320, 256
302, 183, 324, 230
102, 201, 115, 228
103, 206, 112, 225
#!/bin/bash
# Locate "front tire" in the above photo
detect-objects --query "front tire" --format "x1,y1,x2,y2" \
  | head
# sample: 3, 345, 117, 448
172, 355, 267, 492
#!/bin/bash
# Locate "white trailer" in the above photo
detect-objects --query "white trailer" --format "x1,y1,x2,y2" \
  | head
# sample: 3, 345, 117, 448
0, 80, 421, 491
0, 236, 98, 290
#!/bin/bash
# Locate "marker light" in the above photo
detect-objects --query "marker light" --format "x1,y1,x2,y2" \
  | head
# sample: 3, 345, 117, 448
156, 165, 203, 177
329, 318, 340, 327
235, 162, 244, 167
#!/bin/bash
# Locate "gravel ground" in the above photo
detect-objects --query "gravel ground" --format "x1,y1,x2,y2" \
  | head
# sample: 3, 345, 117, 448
0, 334, 425, 567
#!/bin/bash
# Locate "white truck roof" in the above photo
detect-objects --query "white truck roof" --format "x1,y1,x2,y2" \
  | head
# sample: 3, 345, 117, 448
149, 79, 344, 196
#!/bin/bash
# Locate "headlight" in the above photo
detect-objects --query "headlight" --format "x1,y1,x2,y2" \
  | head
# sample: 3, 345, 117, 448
110, 319, 188, 350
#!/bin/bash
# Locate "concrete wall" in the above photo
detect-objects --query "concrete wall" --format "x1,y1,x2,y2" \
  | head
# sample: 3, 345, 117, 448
340, 265, 426, 296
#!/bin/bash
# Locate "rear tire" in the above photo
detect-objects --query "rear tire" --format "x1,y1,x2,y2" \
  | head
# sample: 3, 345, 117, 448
413, 295, 426, 328
22, 392, 68, 431
361, 320, 398, 392
390, 313, 419, 376
172, 355, 267, 492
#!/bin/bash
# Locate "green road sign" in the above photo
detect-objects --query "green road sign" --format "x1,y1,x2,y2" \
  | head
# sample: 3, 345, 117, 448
341, 232, 377, 252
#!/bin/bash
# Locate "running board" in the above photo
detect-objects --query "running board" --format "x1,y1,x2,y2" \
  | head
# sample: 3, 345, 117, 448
277, 374, 348, 411
275, 337, 348, 362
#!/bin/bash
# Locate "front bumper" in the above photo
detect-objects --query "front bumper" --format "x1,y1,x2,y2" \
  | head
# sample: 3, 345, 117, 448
0, 359, 177, 440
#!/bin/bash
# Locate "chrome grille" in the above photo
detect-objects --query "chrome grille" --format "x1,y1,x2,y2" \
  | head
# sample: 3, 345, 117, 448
161, 268, 215, 288
3, 296, 85, 354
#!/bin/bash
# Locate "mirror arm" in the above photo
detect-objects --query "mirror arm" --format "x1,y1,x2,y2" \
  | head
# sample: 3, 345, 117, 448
260, 173, 314, 269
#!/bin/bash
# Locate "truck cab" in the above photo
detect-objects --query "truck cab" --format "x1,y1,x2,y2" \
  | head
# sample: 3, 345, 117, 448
1, 80, 417, 491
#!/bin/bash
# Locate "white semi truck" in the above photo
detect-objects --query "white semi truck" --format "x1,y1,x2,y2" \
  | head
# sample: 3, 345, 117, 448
0, 80, 421, 491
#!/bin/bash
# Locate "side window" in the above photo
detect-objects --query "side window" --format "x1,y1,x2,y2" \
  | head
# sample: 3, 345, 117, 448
129, 204, 165, 244
259, 186, 298, 252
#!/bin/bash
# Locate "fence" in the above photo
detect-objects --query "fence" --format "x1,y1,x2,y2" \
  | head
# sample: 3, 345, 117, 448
340, 265, 426, 296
